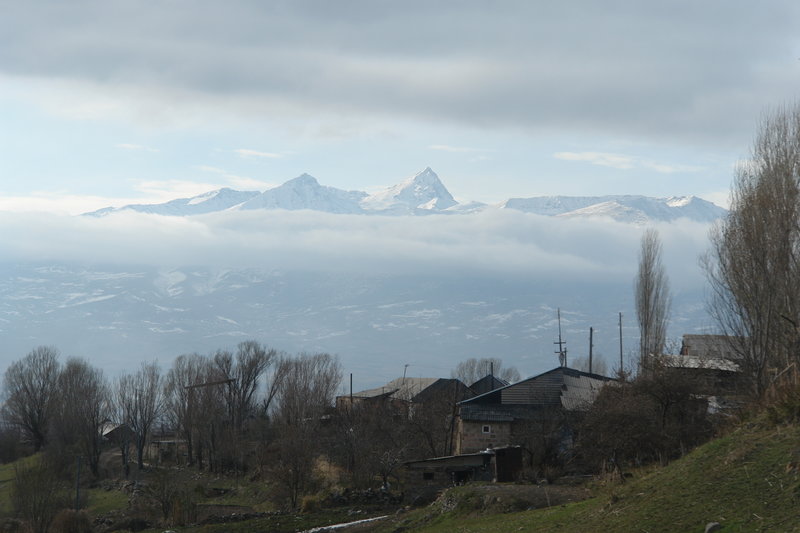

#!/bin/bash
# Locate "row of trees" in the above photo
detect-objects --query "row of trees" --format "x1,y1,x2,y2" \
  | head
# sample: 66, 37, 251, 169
0, 343, 343, 482
2, 341, 522, 510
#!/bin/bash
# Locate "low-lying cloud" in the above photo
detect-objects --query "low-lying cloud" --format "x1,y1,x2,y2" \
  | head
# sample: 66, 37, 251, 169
0, 209, 713, 291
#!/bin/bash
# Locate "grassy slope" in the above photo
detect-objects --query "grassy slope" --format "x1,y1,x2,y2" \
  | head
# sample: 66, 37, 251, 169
386, 423, 800, 533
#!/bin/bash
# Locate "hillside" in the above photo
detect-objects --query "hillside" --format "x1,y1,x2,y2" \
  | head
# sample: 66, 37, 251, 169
379, 422, 800, 533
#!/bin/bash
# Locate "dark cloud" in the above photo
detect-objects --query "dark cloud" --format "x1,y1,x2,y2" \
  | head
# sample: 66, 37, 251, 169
1, 1, 798, 146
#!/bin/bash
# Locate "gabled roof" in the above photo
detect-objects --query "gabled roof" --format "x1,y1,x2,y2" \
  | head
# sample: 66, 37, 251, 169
680, 334, 743, 360
411, 378, 472, 403
350, 377, 439, 401
469, 374, 509, 396
460, 366, 614, 412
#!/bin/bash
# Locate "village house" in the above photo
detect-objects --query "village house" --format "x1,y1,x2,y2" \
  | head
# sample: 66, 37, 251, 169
455, 366, 614, 455
336, 376, 472, 411
653, 333, 749, 409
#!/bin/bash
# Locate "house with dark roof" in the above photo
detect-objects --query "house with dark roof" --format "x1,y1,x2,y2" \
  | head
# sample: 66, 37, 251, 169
649, 334, 750, 408
336, 377, 472, 410
679, 334, 744, 360
468, 374, 509, 396
455, 366, 613, 455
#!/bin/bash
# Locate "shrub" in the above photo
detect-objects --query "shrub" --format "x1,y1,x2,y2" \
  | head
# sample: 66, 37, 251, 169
50, 510, 92, 533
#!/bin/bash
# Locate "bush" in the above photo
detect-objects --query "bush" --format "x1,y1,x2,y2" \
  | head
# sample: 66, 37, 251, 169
50, 510, 92, 533
300, 493, 323, 513
577, 368, 712, 474
11, 458, 70, 533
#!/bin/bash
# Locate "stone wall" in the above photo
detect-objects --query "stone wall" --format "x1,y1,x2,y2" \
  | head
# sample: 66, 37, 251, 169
456, 419, 512, 454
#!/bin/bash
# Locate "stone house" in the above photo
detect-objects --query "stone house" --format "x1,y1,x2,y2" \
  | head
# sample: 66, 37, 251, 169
455, 366, 613, 455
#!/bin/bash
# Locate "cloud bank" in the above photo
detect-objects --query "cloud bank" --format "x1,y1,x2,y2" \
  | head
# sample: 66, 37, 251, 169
0, 209, 713, 291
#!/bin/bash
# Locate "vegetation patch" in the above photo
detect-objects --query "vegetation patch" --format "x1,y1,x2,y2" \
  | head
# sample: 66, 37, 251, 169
375, 423, 800, 533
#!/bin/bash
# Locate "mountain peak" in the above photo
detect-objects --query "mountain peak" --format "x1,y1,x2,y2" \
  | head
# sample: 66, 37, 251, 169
238, 173, 366, 213
362, 167, 457, 213
287, 173, 319, 186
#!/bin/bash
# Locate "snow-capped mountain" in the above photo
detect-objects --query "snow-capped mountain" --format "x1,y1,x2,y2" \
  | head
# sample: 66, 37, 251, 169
501, 195, 726, 224
238, 173, 367, 214
86, 188, 260, 216
360, 167, 458, 214
84, 168, 727, 224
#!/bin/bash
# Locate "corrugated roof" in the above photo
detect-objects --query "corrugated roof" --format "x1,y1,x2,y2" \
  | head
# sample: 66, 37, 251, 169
459, 367, 613, 418
469, 375, 509, 396
660, 354, 740, 372
560, 373, 607, 410
681, 334, 742, 360
351, 377, 439, 401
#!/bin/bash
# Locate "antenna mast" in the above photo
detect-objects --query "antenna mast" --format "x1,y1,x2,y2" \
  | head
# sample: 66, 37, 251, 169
554, 308, 567, 367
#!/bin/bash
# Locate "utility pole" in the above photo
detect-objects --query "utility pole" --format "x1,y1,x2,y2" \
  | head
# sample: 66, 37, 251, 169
619, 312, 624, 374
554, 308, 567, 367
589, 327, 594, 374
75, 455, 82, 510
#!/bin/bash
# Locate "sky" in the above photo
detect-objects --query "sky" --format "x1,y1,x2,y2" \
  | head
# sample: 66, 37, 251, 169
2, 1, 800, 215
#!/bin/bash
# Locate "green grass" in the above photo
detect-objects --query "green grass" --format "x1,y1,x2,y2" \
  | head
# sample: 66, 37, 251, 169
0, 453, 42, 515
85, 485, 129, 516
380, 423, 800, 533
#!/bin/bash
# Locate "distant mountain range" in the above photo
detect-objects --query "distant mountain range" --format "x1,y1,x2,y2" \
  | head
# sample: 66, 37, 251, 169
85, 168, 727, 224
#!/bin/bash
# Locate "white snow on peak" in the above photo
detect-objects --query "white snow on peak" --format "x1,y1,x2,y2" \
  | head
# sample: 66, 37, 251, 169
238, 174, 367, 214
361, 167, 458, 213
503, 194, 726, 224
83, 187, 259, 216
666, 196, 693, 208
81, 169, 726, 224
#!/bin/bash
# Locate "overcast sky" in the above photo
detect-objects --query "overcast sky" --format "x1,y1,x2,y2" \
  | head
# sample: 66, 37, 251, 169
1, 1, 799, 214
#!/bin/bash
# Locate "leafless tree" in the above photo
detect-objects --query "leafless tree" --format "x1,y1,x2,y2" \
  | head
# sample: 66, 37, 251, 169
2, 346, 60, 452
52, 358, 110, 477
271, 353, 342, 508
116, 361, 164, 470
164, 353, 209, 467
572, 355, 609, 376
451, 357, 520, 386
213, 341, 276, 432
704, 104, 800, 397
635, 228, 671, 367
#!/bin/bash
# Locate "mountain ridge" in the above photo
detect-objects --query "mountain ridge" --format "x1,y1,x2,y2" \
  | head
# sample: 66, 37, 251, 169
84, 168, 727, 224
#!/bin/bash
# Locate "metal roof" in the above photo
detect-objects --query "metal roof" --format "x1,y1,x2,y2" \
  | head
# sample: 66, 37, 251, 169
461, 366, 613, 411
350, 377, 439, 401
681, 334, 743, 360
660, 354, 740, 372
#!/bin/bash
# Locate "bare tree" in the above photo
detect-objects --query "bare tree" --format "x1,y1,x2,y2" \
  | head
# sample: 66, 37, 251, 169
52, 358, 110, 477
704, 104, 800, 397
572, 355, 609, 376
164, 353, 209, 467
271, 353, 342, 508
116, 362, 164, 470
2, 346, 60, 452
451, 357, 520, 386
214, 341, 275, 432
635, 228, 671, 367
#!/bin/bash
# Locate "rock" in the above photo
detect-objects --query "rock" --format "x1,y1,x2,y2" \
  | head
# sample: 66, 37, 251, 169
705, 522, 722, 533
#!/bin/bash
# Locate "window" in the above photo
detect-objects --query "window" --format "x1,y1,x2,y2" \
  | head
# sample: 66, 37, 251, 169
482, 425, 491, 434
